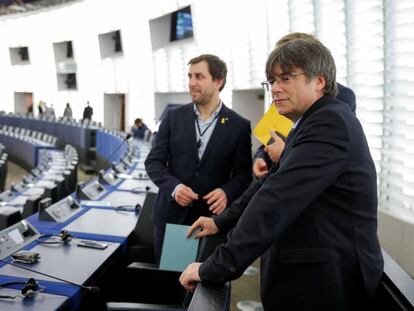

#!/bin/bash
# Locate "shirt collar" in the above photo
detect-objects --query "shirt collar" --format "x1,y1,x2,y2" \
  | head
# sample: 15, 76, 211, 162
194, 101, 222, 119
292, 116, 302, 129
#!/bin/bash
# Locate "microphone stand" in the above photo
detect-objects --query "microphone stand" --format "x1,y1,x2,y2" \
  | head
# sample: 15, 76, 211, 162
0, 258, 98, 293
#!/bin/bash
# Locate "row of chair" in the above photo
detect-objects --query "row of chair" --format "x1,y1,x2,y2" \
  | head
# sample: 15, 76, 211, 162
0, 124, 58, 145
9, 111, 102, 128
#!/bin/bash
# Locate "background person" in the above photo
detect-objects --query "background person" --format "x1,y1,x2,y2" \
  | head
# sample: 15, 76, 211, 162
63, 102, 73, 118
82, 101, 93, 120
131, 118, 148, 140
145, 54, 252, 263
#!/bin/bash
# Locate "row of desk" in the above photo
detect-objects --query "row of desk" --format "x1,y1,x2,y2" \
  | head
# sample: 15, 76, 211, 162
0, 113, 94, 150
0, 129, 57, 170
0, 140, 155, 310
0, 112, 132, 171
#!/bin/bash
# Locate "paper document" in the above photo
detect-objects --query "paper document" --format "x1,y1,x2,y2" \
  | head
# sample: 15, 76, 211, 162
80, 200, 111, 207
159, 223, 200, 272
253, 104, 293, 145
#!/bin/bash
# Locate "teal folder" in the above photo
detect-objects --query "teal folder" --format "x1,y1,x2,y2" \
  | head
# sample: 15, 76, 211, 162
159, 223, 200, 272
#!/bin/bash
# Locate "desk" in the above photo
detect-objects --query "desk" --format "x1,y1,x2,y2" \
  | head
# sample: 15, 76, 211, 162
0, 242, 119, 284
99, 190, 146, 208
64, 208, 139, 237
0, 129, 163, 309
117, 178, 158, 193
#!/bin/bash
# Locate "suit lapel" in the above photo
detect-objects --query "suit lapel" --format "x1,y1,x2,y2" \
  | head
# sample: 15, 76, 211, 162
199, 104, 231, 163
279, 95, 333, 164
183, 104, 199, 160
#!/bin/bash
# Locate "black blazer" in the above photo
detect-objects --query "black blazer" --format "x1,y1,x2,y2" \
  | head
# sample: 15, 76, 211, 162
200, 96, 384, 310
145, 103, 252, 226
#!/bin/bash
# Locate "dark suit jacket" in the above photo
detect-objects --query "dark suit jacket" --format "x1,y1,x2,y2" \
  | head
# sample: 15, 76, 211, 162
83, 106, 93, 120
145, 103, 252, 227
200, 96, 384, 310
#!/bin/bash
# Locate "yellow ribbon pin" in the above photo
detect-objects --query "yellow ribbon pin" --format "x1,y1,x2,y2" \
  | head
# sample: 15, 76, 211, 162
221, 117, 228, 124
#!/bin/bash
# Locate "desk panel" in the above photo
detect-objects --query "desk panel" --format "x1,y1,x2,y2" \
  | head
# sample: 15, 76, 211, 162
0, 241, 119, 284
0, 288, 68, 310
117, 179, 158, 192
100, 190, 146, 207
64, 208, 139, 237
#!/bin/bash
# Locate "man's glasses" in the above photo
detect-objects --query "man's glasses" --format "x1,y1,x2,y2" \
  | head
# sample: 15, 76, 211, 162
261, 72, 306, 92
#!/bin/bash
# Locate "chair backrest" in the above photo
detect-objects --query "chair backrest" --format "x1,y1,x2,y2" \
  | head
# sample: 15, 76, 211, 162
187, 282, 231, 311
196, 233, 227, 262
371, 250, 414, 310
132, 191, 156, 245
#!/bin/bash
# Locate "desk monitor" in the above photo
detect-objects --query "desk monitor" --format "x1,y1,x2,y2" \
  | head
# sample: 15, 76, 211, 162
0, 220, 40, 260
38, 196, 82, 222
99, 170, 118, 185
78, 181, 106, 200
112, 162, 128, 174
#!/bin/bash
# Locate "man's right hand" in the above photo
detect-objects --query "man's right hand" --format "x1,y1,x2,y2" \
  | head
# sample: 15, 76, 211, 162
187, 216, 219, 238
253, 158, 269, 178
175, 185, 199, 207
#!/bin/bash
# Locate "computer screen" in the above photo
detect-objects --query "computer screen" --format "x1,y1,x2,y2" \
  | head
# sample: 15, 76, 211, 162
170, 6, 193, 42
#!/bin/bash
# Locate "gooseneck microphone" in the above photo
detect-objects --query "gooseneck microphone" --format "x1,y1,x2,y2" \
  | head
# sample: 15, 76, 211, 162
77, 133, 132, 198
0, 258, 100, 294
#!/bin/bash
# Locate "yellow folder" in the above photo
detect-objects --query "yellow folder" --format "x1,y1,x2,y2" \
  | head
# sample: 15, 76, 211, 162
253, 104, 293, 145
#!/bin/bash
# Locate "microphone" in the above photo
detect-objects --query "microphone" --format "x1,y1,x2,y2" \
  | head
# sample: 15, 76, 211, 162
0, 258, 100, 294
76, 133, 132, 200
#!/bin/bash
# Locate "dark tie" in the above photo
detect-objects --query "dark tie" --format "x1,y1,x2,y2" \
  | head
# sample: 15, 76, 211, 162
285, 128, 295, 144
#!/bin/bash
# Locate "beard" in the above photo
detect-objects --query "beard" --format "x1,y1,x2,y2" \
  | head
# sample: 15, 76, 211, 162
191, 92, 210, 106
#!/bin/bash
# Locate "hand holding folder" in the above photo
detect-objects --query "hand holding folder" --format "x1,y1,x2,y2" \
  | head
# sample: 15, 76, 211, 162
253, 104, 293, 145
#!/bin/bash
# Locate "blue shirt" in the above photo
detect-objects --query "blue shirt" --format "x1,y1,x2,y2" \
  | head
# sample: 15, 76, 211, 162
194, 102, 222, 159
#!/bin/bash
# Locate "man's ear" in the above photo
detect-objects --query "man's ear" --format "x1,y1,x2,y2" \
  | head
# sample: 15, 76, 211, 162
315, 75, 326, 92
215, 78, 224, 91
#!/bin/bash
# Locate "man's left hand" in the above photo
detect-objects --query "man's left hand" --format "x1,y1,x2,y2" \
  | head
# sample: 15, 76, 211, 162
203, 188, 227, 215
264, 131, 286, 163
179, 262, 202, 291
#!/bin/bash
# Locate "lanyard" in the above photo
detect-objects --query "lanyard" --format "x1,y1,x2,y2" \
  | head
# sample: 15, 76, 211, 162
195, 113, 220, 149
